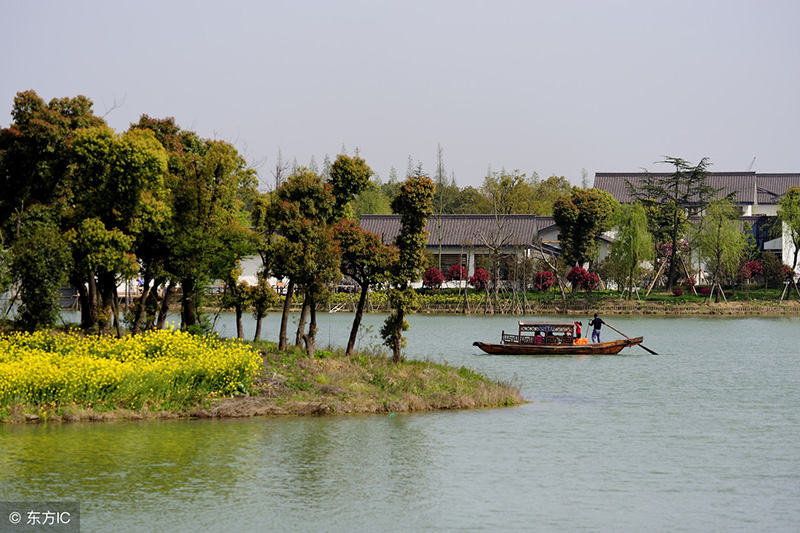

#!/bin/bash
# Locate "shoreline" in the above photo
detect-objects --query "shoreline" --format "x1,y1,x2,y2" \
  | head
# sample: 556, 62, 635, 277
336, 300, 800, 316
2, 346, 525, 425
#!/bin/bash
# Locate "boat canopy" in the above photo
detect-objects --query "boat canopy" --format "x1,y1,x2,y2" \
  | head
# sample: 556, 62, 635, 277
517, 321, 575, 334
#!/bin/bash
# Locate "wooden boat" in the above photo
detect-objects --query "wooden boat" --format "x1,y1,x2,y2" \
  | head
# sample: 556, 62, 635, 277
473, 321, 644, 356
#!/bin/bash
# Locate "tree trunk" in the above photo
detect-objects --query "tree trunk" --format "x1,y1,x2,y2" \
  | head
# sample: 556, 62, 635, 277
295, 292, 310, 347
98, 272, 117, 335
132, 262, 154, 334
112, 294, 122, 338
132, 282, 151, 334
253, 311, 263, 342
181, 277, 197, 330
85, 272, 99, 331
156, 281, 175, 330
346, 283, 369, 357
391, 306, 404, 364
75, 280, 92, 331
278, 279, 295, 351
492, 258, 500, 313
667, 212, 680, 290
302, 296, 318, 357
235, 301, 244, 340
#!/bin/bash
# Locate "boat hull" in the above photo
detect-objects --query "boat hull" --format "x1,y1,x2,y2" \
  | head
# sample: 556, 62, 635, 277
472, 337, 643, 356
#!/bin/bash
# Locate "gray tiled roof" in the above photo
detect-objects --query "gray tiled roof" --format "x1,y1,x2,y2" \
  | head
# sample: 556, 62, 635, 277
756, 174, 800, 204
594, 172, 800, 205
360, 214, 553, 248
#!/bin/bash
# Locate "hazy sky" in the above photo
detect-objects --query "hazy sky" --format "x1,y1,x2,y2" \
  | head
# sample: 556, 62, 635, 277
2, 1, 798, 190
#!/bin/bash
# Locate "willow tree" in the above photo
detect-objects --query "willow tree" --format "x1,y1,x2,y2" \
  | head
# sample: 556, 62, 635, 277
777, 185, 800, 274
608, 203, 654, 299
694, 198, 746, 302
381, 174, 435, 363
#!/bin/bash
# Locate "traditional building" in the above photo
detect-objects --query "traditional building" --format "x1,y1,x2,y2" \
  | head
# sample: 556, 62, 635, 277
593, 172, 800, 263
359, 214, 611, 279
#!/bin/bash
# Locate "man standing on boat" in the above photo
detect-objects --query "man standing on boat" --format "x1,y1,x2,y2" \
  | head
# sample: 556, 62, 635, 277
589, 313, 604, 343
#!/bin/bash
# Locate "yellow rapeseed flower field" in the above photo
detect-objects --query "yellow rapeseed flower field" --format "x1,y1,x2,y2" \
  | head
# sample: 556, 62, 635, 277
0, 329, 261, 409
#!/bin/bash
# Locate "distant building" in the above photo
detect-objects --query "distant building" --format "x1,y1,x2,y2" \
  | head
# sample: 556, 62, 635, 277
594, 172, 800, 265
359, 214, 611, 279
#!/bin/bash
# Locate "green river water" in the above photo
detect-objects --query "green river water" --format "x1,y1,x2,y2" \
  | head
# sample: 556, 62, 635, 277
1, 313, 799, 532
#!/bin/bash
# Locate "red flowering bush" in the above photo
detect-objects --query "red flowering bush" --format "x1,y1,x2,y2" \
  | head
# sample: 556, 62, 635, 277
469, 268, 490, 290
683, 277, 695, 290
746, 261, 763, 277
422, 267, 445, 289
697, 286, 711, 295
566, 266, 599, 292
445, 264, 467, 282
534, 270, 555, 291
741, 260, 763, 282
581, 272, 600, 292
566, 266, 588, 289
673, 288, 684, 296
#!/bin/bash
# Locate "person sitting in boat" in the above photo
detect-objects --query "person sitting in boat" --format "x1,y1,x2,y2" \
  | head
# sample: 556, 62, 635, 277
534, 330, 544, 344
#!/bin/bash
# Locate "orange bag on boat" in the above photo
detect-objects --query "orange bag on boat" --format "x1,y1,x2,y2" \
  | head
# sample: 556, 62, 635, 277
575, 337, 588, 345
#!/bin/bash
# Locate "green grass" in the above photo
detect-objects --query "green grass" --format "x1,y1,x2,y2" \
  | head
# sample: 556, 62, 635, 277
250, 340, 523, 413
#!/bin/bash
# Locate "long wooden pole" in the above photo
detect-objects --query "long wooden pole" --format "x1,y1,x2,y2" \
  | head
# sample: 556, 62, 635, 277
645, 260, 668, 297
605, 323, 658, 355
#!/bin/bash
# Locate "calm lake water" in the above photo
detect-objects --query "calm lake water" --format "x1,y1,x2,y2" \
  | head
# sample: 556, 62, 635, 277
2, 312, 799, 532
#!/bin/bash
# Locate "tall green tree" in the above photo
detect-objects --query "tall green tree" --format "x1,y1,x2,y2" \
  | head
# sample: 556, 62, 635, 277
11, 212, 71, 330
480, 169, 536, 214
607, 203, 654, 299
630, 156, 716, 289
452, 186, 490, 214
267, 170, 339, 354
0, 90, 105, 230
334, 218, 397, 356
168, 139, 257, 331
553, 187, 618, 267
532, 175, 572, 216
132, 117, 232, 331
777, 185, 800, 274
329, 154, 373, 219
64, 125, 169, 332
353, 181, 392, 217
129, 116, 207, 332
0, 91, 105, 330
694, 198, 746, 302
381, 174, 434, 363
64, 218, 138, 334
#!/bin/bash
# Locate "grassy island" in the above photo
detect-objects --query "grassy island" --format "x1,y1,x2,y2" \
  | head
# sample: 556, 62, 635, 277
0, 329, 522, 424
